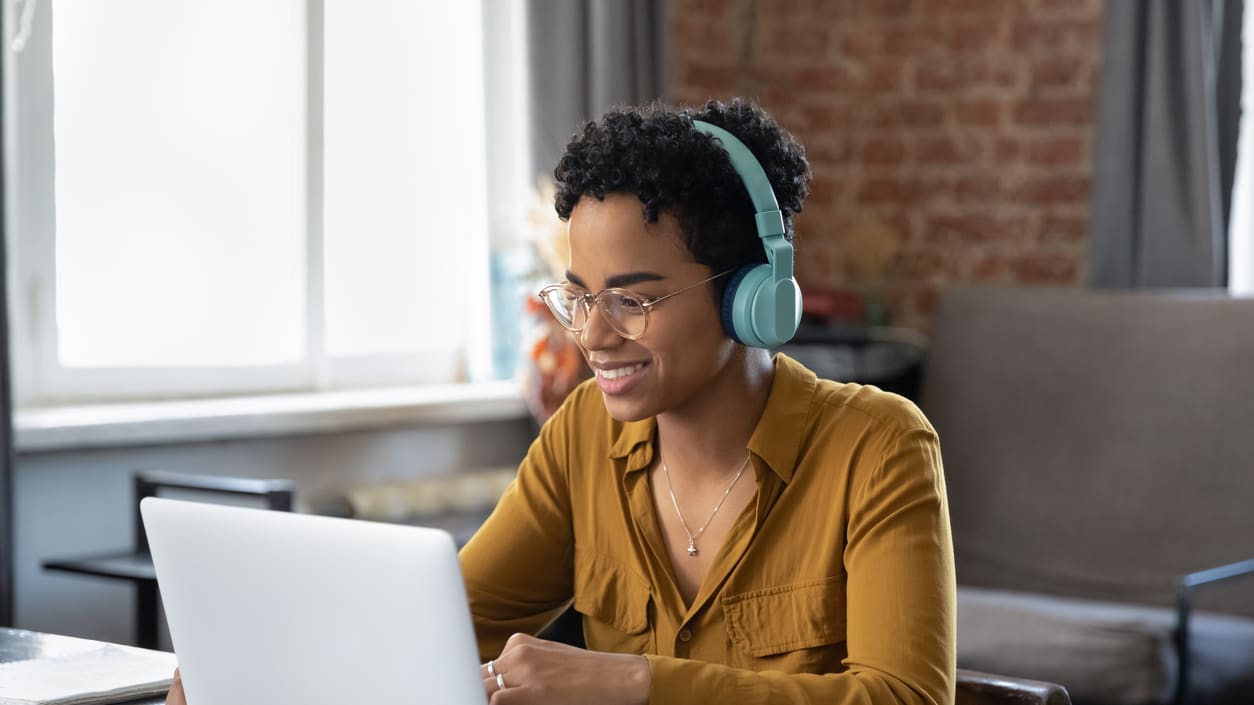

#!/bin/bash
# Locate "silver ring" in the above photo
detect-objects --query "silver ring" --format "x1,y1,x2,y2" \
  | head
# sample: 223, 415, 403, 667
486, 660, 496, 678
496, 673, 506, 691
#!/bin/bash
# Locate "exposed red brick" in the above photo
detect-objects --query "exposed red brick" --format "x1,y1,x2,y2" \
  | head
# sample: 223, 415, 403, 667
949, 22, 999, 52
683, 61, 739, 90
806, 137, 853, 163
1009, 253, 1080, 284
761, 27, 832, 61
897, 99, 947, 127
687, 0, 737, 14
863, 0, 915, 18
865, 61, 905, 93
1017, 175, 1091, 203
1037, 0, 1100, 12
956, 100, 1004, 127
1012, 96, 1095, 126
898, 250, 960, 280
969, 254, 1008, 280
915, 137, 981, 164
914, 287, 940, 318
1039, 214, 1089, 242
834, 28, 883, 58
885, 27, 945, 55
1026, 136, 1084, 166
857, 178, 916, 205
994, 138, 1023, 160
801, 103, 851, 131
670, 0, 1101, 330
927, 215, 1030, 243
807, 176, 842, 206
915, 64, 964, 92
881, 214, 915, 242
1012, 19, 1102, 51
860, 138, 907, 166
921, 0, 1011, 17
954, 176, 1004, 202
916, 60, 1021, 93
790, 66, 853, 89
1030, 56, 1087, 88
673, 16, 736, 56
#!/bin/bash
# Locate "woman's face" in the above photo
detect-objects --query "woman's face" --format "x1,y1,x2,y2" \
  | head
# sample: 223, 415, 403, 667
566, 193, 737, 422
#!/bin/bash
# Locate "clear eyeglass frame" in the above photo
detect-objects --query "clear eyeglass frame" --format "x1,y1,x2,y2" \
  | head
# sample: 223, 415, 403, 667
537, 269, 734, 340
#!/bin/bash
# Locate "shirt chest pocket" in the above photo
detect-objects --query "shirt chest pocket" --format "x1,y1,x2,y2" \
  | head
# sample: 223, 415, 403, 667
572, 549, 653, 654
722, 576, 848, 672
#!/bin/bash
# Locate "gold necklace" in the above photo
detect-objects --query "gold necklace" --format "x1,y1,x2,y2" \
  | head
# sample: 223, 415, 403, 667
660, 455, 751, 557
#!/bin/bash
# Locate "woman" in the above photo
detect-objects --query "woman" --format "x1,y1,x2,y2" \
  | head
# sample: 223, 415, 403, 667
464, 99, 955, 705
165, 99, 954, 705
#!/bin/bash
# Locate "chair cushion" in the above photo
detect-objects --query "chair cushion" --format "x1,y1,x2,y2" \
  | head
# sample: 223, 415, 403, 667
958, 587, 1254, 705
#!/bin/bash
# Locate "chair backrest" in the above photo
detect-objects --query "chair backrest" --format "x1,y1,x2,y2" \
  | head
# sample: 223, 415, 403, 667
957, 668, 1071, 705
133, 470, 294, 553
920, 286, 1254, 616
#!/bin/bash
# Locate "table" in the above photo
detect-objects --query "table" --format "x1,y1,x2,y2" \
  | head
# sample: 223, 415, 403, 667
0, 628, 171, 705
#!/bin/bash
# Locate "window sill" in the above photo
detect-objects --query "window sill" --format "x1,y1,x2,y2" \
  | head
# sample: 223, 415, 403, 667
14, 381, 529, 453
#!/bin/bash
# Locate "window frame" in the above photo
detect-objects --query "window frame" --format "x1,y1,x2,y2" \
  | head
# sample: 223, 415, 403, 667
4, 0, 524, 407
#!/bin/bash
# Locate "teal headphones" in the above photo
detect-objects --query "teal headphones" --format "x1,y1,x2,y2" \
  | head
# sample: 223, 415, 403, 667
691, 119, 803, 348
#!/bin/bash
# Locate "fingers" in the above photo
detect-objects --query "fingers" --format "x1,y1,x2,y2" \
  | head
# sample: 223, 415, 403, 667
482, 667, 511, 702
165, 667, 186, 705
481, 634, 534, 702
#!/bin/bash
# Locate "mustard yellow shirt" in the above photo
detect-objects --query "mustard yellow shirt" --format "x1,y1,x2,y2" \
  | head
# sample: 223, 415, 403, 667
460, 353, 956, 705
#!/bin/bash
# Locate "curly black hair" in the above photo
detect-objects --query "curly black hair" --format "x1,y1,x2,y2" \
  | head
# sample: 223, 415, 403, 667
553, 99, 811, 296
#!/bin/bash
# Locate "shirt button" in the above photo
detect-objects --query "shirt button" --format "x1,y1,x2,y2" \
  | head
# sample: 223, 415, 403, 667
678, 629, 692, 642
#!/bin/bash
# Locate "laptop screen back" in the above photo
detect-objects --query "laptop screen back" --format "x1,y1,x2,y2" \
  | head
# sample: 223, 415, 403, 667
142, 497, 486, 705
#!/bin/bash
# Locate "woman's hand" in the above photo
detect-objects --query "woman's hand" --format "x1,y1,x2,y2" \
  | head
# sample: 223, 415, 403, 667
164, 668, 186, 705
481, 633, 650, 705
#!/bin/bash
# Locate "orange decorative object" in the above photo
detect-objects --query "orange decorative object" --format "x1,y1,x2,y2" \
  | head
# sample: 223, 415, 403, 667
519, 297, 591, 425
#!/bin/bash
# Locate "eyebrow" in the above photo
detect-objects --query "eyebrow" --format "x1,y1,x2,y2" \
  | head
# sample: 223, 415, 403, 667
566, 270, 667, 289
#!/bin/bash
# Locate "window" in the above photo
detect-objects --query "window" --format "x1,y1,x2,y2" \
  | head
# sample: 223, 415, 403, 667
1230, 0, 1254, 294
5, 0, 528, 406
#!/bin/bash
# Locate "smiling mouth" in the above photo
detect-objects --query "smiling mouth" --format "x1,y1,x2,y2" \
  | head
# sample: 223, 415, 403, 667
596, 362, 647, 380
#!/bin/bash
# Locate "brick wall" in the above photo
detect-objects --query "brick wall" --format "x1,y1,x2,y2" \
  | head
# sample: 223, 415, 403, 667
669, 0, 1103, 330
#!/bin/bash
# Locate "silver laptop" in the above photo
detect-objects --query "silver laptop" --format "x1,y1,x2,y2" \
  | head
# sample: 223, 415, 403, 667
141, 497, 487, 705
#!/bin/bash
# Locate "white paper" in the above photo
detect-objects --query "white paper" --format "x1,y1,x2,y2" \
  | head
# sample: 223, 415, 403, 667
0, 643, 177, 705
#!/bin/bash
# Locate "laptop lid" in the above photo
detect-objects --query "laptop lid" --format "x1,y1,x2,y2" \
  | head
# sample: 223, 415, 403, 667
141, 497, 486, 705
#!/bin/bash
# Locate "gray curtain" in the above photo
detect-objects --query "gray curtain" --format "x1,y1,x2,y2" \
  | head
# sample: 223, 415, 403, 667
1090, 0, 1244, 288
526, 0, 668, 181
0, 7, 14, 626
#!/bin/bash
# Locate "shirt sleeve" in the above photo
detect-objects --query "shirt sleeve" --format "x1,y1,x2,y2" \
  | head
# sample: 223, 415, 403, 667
459, 395, 580, 661
646, 425, 957, 705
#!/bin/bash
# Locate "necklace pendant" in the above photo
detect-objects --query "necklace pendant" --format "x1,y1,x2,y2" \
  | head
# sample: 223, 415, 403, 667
686, 541, 698, 557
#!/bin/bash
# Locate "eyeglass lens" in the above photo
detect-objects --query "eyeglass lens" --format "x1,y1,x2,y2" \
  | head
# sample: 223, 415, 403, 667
541, 287, 647, 339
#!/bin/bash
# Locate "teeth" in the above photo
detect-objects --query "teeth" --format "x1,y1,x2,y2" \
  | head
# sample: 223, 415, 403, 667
597, 363, 645, 380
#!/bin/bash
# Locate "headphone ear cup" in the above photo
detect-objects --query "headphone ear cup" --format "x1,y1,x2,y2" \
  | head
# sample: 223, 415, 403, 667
719, 265, 757, 344
721, 263, 802, 348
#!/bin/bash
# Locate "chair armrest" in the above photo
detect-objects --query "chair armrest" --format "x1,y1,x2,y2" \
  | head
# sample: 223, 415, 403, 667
1178, 556, 1254, 590
956, 668, 1072, 705
1172, 556, 1254, 705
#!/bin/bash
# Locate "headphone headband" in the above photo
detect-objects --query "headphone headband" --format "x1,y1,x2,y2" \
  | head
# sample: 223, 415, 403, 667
691, 120, 785, 235
691, 119, 801, 347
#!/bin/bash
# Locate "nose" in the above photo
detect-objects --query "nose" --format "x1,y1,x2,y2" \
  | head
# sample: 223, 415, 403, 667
579, 299, 624, 350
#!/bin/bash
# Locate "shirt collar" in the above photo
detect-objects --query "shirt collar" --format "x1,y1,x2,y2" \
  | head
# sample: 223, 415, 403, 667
608, 353, 817, 483
746, 353, 815, 483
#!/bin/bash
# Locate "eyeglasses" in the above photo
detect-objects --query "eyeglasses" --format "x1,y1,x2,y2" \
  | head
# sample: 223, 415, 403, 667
537, 269, 734, 340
